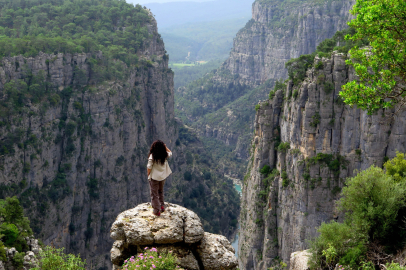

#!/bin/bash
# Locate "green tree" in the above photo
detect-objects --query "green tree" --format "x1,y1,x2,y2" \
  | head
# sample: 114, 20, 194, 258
338, 166, 406, 241
384, 152, 406, 182
340, 0, 406, 113
310, 159, 406, 269
0, 196, 32, 252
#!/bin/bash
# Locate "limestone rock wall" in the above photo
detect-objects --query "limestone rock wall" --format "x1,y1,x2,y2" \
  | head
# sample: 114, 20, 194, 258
238, 53, 406, 269
224, 0, 355, 86
0, 15, 176, 269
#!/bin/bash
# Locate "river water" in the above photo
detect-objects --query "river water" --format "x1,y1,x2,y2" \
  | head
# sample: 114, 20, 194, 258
231, 183, 242, 257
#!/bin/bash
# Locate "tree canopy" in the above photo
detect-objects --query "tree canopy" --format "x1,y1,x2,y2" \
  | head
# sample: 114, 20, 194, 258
340, 0, 406, 113
0, 0, 152, 58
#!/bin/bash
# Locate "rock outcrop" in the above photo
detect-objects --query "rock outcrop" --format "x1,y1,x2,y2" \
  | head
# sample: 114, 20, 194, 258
110, 203, 238, 270
1, 237, 42, 270
238, 52, 406, 269
290, 250, 310, 270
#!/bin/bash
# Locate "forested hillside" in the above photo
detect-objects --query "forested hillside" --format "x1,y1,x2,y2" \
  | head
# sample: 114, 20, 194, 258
0, 0, 239, 268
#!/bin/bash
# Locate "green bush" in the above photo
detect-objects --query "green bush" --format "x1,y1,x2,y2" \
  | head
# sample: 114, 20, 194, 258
183, 171, 192, 181
309, 222, 363, 269
315, 61, 324, 70
260, 165, 271, 176
277, 142, 290, 153
281, 170, 289, 187
255, 104, 261, 111
309, 112, 321, 127
292, 89, 299, 99
324, 81, 334, 94
0, 241, 6, 261
0, 196, 32, 251
384, 152, 406, 182
0, 223, 19, 246
338, 166, 406, 242
310, 156, 406, 269
12, 251, 24, 268
31, 246, 86, 270
386, 263, 406, 270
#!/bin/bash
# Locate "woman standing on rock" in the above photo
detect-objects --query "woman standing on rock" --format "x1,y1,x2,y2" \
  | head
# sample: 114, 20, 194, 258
147, 140, 172, 216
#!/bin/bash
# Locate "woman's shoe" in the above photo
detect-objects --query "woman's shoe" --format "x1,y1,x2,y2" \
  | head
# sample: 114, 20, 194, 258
161, 205, 165, 213
153, 209, 160, 216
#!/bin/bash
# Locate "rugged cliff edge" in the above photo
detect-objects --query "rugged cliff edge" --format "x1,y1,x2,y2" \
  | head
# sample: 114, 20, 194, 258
109, 203, 238, 270
0, 12, 174, 268
238, 52, 406, 269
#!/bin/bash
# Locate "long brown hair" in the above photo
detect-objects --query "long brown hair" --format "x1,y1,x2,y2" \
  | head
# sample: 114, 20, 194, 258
148, 140, 168, 165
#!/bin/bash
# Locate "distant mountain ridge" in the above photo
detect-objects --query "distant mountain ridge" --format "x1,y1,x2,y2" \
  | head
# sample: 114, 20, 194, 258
144, 0, 253, 28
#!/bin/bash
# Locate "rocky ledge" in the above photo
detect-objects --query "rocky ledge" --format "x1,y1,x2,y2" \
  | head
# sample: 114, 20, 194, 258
110, 203, 238, 270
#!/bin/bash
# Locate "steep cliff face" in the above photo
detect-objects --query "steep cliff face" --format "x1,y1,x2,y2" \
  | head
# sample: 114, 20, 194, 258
238, 53, 406, 269
0, 14, 176, 269
176, 0, 355, 172
224, 0, 355, 85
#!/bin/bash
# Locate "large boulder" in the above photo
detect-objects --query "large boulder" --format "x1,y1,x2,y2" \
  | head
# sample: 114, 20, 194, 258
197, 232, 238, 270
290, 250, 310, 270
110, 203, 238, 270
110, 203, 204, 245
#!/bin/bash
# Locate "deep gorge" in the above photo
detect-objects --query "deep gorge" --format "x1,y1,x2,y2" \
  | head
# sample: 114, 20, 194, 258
0, 0, 405, 269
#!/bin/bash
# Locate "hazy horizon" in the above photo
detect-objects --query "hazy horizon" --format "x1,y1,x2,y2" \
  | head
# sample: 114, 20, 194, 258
127, 0, 213, 5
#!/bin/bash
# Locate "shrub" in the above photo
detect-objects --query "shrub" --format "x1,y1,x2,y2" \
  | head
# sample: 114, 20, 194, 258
255, 104, 261, 111
310, 160, 406, 269
310, 112, 321, 127
324, 81, 334, 94
0, 223, 19, 246
384, 152, 406, 182
0, 241, 6, 261
338, 166, 406, 243
31, 246, 86, 270
277, 142, 290, 153
281, 170, 289, 187
260, 165, 271, 176
309, 222, 363, 269
386, 263, 406, 270
122, 247, 179, 270
292, 89, 299, 99
315, 61, 324, 70
183, 171, 192, 181
12, 251, 24, 268
116, 156, 125, 166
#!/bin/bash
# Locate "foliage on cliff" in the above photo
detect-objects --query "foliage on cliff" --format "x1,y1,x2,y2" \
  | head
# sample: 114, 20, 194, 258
0, 0, 162, 127
0, 196, 32, 253
0, 0, 152, 59
309, 153, 406, 269
285, 27, 368, 86
340, 0, 406, 113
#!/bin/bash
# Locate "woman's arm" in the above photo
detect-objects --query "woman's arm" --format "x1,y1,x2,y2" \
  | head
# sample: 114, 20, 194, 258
165, 145, 171, 153
147, 155, 153, 178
